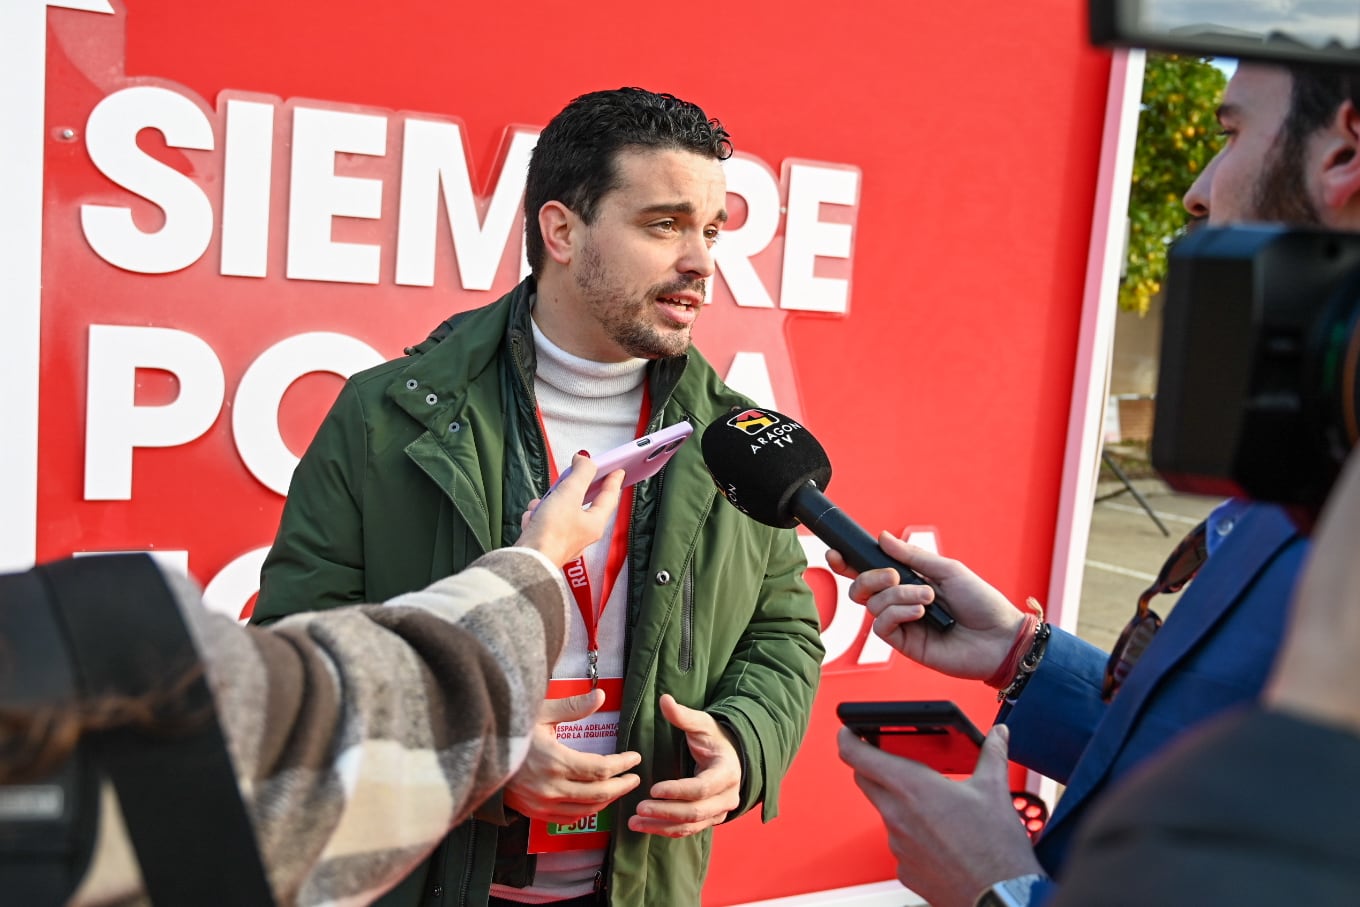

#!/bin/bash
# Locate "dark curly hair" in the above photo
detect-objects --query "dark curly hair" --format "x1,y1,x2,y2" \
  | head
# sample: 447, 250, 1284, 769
523, 87, 734, 277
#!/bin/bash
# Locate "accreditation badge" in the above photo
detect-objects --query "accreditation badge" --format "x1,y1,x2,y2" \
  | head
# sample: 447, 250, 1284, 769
527, 676, 624, 853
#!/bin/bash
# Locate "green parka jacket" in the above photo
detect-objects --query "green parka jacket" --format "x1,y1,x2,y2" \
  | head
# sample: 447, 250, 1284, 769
253, 279, 825, 907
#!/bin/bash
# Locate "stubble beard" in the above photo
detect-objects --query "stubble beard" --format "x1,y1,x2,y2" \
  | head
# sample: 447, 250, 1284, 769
574, 240, 702, 360
1251, 131, 1322, 226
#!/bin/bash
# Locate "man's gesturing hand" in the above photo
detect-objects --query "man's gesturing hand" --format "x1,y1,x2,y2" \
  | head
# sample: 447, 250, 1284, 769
503, 689, 642, 825
628, 693, 742, 838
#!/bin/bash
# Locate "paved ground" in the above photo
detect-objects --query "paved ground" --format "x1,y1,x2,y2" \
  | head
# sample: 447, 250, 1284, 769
1075, 464, 1220, 664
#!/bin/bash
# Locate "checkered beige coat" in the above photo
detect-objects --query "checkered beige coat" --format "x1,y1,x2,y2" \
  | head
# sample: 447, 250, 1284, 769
74, 547, 569, 906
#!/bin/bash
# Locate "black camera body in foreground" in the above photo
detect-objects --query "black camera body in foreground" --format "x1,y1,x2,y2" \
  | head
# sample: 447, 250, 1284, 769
1153, 226, 1360, 510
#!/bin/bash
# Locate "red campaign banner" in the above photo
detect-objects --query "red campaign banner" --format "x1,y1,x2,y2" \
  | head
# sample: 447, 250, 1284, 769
2, 1, 1114, 903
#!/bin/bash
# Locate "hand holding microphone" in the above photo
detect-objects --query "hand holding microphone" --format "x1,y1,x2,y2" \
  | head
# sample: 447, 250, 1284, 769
701, 407, 955, 632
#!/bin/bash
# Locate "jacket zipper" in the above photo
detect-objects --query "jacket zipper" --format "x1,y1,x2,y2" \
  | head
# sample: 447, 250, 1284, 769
680, 564, 694, 673
456, 821, 476, 905
509, 333, 550, 496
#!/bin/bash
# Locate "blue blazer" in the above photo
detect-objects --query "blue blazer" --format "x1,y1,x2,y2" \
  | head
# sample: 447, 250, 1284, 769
1001, 503, 1308, 889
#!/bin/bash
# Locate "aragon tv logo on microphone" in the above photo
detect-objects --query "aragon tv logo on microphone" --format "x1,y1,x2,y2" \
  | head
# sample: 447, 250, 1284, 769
725, 407, 805, 450
727, 409, 779, 434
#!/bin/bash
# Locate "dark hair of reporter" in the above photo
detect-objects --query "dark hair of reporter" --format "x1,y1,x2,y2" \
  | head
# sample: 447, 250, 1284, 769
0, 666, 205, 785
522, 87, 734, 277
1284, 65, 1360, 152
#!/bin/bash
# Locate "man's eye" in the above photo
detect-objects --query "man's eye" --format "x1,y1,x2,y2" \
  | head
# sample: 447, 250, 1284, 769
704, 228, 721, 244
653, 220, 677, 231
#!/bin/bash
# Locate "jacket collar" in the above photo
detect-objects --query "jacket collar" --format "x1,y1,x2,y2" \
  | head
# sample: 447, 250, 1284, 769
1102, 503, 1299, 709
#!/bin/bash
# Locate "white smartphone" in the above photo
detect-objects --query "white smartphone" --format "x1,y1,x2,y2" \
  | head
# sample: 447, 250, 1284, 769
547, 422, 694, 504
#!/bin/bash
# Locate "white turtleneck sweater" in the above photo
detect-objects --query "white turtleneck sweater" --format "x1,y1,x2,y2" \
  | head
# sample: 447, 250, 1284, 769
530, 318, 646, 686
491, 318, 648, 904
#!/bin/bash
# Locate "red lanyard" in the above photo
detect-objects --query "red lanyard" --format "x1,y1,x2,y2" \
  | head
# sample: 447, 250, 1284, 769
536, 384, 651, 685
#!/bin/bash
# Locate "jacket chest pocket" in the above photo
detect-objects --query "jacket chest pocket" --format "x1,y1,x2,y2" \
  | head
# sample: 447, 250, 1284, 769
644, 560, 697, 675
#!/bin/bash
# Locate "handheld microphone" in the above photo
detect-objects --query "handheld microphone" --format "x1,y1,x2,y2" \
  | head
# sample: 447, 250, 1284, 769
701, 407, 955, 632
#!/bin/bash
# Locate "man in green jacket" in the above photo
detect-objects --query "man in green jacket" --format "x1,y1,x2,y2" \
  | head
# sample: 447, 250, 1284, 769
253, 87, 825, 907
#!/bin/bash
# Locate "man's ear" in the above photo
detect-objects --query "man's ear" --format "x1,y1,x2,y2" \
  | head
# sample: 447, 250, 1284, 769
538, 201, 578, 266
1318, 100, 1360, 211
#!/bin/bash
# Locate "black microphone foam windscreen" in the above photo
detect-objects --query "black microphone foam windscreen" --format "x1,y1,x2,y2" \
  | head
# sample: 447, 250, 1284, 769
701, 407, 832, 528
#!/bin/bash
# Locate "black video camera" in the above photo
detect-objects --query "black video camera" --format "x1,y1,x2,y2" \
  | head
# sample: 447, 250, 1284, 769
1093, 1, 1360, 515
1153, 226, 1360, 510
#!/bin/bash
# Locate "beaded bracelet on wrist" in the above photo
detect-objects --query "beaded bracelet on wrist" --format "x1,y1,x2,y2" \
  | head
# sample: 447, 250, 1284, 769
997, 620, 1052, 702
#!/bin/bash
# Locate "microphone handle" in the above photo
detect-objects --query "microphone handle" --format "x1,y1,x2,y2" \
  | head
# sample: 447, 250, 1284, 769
792, 484, 955, 632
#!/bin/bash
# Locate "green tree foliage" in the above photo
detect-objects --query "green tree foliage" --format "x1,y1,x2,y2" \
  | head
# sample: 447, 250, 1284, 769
1122, 54, 1227, 314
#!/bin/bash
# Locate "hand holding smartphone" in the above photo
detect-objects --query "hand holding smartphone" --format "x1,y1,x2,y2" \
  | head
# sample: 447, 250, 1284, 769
839, 699, 1051, 836
547, 422, 694, 505
837, 700, 984, 775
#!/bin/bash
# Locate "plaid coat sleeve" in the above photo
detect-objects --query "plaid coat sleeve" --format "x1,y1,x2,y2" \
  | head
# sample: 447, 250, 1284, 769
76, 547, 569, 907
